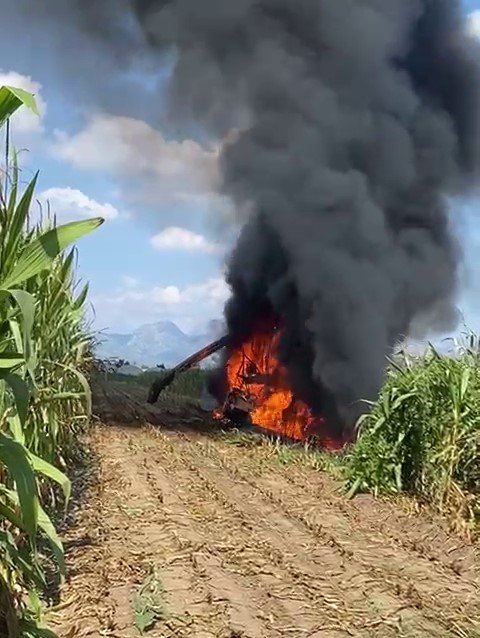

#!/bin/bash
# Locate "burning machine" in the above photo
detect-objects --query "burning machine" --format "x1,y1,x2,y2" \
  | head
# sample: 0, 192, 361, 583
147, 319, 336, 447
147, 335, 230, 404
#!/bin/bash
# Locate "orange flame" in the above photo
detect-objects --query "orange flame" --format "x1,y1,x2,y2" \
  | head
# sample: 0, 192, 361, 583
223, 319, 333, 444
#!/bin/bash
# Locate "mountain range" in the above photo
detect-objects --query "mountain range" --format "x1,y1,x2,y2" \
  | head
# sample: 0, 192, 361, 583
95, 320, 225, 368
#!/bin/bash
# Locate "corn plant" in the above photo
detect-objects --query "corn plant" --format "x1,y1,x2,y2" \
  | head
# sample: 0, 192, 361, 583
0, 85, 104, 636
346, 344, 480, 536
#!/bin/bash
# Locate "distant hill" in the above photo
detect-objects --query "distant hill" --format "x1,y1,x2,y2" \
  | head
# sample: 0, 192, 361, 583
95, 320, 225, 368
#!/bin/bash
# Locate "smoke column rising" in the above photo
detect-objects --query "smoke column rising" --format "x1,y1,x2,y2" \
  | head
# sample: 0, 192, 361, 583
130, 0, 480, 430
15, 0, 480, 431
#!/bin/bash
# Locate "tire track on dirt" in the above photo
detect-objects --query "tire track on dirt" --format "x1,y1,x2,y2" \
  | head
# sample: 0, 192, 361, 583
137, 434, 355, 636
53, 428, 325, 637
140, 427, 464, 637
128, 427, 365, 638
113, 430, 301, 638
50, 424, 479, 638
49, 429, 237, 638
173, 430, 479, 635
281, 464, 478, 576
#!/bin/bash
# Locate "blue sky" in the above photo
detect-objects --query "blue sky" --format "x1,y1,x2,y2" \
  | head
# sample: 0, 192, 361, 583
1, 1, 480, 342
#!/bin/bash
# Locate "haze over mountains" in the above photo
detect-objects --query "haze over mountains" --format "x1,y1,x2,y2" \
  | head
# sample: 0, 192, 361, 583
96, 320, 224, 368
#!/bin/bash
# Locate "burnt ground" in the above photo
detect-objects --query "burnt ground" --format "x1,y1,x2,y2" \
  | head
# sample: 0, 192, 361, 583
47, 381, 480, 638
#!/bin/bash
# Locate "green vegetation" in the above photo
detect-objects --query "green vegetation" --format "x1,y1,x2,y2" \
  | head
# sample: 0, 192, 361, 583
132, 567, 167, 635
0, 86, 103, 635
108, 367, 209, 401
346, 339, 479, 537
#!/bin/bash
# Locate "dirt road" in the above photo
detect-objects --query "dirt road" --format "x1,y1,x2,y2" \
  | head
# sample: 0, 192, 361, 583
48, 387, 479, 638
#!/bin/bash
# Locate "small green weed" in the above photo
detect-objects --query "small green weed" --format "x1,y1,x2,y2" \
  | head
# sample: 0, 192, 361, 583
132, 567, 167, 635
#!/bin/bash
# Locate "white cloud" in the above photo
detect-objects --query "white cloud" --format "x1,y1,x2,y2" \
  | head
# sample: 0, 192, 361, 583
150, 226, 221, 254
466, 11, 480, 39
50, 113, 226, 212
52, 113, 217, 179
37, 187, 120, 222
0, 70, 46, 135
121, 275, 140, 288
91, 277, 230, 333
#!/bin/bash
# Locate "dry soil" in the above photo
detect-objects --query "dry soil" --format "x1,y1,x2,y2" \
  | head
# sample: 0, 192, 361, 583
47, 382, 480, 638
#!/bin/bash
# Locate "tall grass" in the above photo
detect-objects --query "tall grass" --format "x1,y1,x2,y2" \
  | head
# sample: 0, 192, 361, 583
0, 86, 103, 636
346, 338, 480, 537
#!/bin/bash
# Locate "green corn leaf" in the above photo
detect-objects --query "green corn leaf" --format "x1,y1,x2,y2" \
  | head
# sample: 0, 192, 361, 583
7, 414, 25, 446
73, 367, 92, 415
0, 352, 24, 369
0, 529, 42, 586
135, 609, 156, 635
8, 288, 37, 334
346, 477, 362, 500
45, 360, 92, 415
0, 371, 30, 427
0, 499, 27, 531
19, 622, 58, 638
37, 503, 66, 577
25, 589, 44, 625
7, 318, 23, 352
391, 392, 416, 412
3, 174, 39, 272
0, 433, 38, 536
0, 85, 38, 128
29, 451, 71, 503
2, 217, 105, 289
7, 289, 36, 368
1, 487, 64, 583
73, 282, 89, 310
60, 247, 76, 281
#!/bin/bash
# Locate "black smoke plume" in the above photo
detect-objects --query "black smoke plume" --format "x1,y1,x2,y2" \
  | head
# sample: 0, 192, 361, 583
12, 0, 480, 433
132, 0, 480, 433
